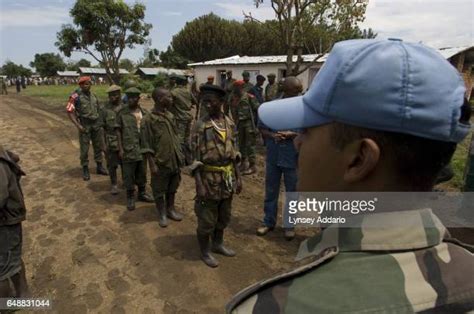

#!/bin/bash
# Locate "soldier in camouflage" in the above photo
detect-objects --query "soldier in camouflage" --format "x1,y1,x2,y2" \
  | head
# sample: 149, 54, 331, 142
116, 87, 154, 211
190, 84, 242, 268
227, 39, 474, 313
101, 85, 123, 195
265, 73, 278, 101
141, 87, 185, 228
230, 80, 260, 175
241, 71, 254, 94
66, 76, 108, 181
169, 75, 194, 165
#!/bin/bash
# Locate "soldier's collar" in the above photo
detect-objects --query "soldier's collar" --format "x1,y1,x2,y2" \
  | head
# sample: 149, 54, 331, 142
295, 208, 447, 261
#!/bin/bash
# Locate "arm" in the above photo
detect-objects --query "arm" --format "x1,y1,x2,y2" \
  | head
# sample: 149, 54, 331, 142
191, 122, 207, 198
66, 93, 84, 132
67, 111, 84, 132
0, 164, 10, 209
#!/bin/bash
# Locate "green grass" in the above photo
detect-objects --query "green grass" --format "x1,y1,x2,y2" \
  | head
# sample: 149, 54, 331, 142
21, 85, 109, 107
448, 132, 471, 190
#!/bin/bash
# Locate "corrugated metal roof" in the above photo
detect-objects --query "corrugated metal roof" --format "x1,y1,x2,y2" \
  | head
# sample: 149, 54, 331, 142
438, 46, 473, 59
79, 67, 129, 75
57, 71, 79, 77
188, 54, 328, 67
136, 67, 186, 76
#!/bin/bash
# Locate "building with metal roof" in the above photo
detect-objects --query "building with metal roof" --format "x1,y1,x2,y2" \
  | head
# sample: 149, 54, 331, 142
134, 67, 188, 79
56, 71, 79, 77
78, 67, 130, 75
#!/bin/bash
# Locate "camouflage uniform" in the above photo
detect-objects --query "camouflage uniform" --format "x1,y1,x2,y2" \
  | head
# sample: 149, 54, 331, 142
242, 81, 254, 94
265, 82, 279, 102
170, 86, 193, 164
67, 89, 104, 167
232, 93, 259, 168
227, 208, 474, 313
141, 110, 184, 199
115, 106, 149, 193
192, 115, 239, 236
101, 101, 122, 187
0, 78, 7, 95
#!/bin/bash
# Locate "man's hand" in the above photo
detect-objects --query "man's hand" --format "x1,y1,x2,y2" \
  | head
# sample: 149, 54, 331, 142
149, 160, 158, 176
273, 132, 285, 142
196, 181, 207, 198
118, 149, 124, 160
235, 177, 242, 194
77, 125, 86, 133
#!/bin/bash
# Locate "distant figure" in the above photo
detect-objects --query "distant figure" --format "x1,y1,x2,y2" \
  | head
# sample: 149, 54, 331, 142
265, 73, 278, 101
249, 75, 266, 105
0, 77, 7, 95
15, 78, 21, 93
21, 76, 26, 89
205, 75, 215, 85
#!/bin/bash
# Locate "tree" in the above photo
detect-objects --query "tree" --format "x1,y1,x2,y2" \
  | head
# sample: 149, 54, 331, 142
66, 58, 91, 71
159, 47, 190, 69
0, 61, 32, 77
30, 53, 66, 77
249, 0, 370, 76
119, 58, 135, 72
56, 0, 152, 84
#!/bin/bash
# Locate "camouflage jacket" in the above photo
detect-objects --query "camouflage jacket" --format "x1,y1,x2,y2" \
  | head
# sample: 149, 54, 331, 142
265, 83, 279, 102
140, 110, 183, 172
170, 86, 193, 122
227, 208, 474, 313
115, 106, 149, 162
232, 93, 259, 123
101, 102, 122, 152
67, 89, 101, 122
192, 115, 239, 200
242, 82, 254, 94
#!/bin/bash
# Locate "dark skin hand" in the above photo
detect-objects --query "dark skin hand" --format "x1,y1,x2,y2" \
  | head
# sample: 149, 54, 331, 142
196, 93, 242, 197
68, 81, 92, 133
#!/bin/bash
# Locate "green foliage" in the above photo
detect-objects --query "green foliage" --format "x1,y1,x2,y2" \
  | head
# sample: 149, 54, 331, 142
159, 47, 190, 69
119, 74, 157, 94
66, 58, 91, 71
153, 73, 169, 88
1, 61, 32, 77
30, 53, 66, 77
119, 58, 135, 72
56, 0, 152, 83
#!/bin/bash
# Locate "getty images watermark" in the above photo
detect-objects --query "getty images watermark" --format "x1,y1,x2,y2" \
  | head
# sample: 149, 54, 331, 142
282, 192, 474, 229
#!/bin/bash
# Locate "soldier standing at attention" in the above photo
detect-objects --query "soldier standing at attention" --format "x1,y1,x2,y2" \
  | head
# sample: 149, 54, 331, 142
116, 87, 154, 211
66, 76, 108, 181
241, 71, 254, 93
227, 39, 474, 313
224, 70, 235, 95
141, 88, 184, 228
230, 80, 259, 175
122, 79, 138, 105
101, 85, 123, 195
265, 73, 278, 101
169, 75, 194, 165
191, 84, 242, 268
249, 75, 266, 105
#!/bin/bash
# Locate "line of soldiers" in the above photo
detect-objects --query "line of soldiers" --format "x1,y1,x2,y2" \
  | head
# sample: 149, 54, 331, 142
66, 72, 281, 267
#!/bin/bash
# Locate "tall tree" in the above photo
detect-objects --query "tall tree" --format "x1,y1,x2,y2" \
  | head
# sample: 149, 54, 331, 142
66, 58, 91, 71
250, 0, 370, 75
30, 53, 66, 77
1, 61, 32, 77
119, 58, 135, 72
159, 47, 190, 69
56, 0, 152, 84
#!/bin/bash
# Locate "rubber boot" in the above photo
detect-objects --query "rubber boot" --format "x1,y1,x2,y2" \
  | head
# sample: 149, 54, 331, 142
156, 197, 168, 228
110, 169, 119, 195
166, 193, 183, 221
126, 190, 135, 211
137, 186, 154, 202
82, 166, 90, 181
211, 229, 236, 257
96, 162, 108, 175
197, 233, 218, 268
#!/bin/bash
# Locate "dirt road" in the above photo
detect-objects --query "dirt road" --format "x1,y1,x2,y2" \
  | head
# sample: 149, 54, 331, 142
0, 94, 311, 313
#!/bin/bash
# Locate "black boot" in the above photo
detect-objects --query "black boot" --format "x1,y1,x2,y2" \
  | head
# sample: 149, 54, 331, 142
110, 169, 119, 195
166, 193, 183, 221
126, 190, 135, 211
197, 233, 218, 268
137, 187, 154, 202
155, 197, 168, 228
211, 229, 236, 257
82, 166, 90, 181
96, 162, 108, 175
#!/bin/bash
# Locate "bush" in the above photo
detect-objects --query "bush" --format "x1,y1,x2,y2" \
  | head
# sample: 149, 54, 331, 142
153, 73, 169, 88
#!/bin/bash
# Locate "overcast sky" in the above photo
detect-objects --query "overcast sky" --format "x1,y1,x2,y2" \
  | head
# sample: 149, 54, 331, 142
0, 0, 472, 68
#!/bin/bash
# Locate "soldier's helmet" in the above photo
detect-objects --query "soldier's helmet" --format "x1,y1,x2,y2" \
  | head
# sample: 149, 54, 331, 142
124, 79, 138, 90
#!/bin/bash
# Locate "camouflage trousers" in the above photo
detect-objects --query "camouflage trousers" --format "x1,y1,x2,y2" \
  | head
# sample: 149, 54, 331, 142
194, 197, 233, 236
106, 150, 121, 185
79, 122, 104, 167
237, 120, 256, 164
175, 119, 192, 165
150, 167, 181, 199
122, 160, 146, 191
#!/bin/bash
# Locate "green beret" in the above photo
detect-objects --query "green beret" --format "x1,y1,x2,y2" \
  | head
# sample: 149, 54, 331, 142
242, 71, 250, 77
125, 87, 141, 95
107, 85, 122, 93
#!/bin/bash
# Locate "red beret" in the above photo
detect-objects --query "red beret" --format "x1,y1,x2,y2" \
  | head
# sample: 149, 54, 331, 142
78, 76, 91, 85
207, 75, 215, 79
233, 80, 245, 87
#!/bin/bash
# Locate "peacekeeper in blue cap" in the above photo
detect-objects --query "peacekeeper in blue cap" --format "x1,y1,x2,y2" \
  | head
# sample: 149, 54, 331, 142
227, 39, 474, 313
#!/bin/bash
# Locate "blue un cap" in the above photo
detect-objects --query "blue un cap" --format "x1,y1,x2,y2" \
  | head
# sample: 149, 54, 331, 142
259, 39, 469, 143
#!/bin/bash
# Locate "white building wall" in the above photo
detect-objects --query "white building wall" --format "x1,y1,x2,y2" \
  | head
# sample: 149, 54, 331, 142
193, 63, 322, 92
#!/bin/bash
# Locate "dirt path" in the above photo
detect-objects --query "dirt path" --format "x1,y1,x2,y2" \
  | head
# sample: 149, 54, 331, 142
0, 94, 311, 313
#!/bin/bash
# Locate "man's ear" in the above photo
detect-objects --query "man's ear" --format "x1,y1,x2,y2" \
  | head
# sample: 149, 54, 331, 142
343, 138, 380, 183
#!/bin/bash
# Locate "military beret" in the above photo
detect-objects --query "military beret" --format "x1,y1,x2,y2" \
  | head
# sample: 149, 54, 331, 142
242, 71, 250, 77
256, 75, 266, 81
267, 73, 276, 78
200, 84, 226, 97
233, 80, 245, 87
124, 87, 141, 95
78, 76, 91, 85
106, 85, 121, 93
207, 75, 215, 79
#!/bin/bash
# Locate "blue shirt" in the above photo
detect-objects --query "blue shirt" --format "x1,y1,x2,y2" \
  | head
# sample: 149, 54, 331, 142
249, 85, 264, 104
258, 119, 299, 169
